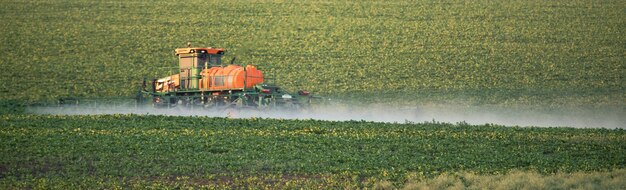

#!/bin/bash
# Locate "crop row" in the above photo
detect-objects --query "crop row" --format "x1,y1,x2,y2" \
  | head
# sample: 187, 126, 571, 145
1, 114, 624, 188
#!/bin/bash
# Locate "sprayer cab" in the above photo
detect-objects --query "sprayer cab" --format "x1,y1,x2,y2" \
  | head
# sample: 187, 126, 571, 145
174, 47, 225, 90
175, 47, 225, 66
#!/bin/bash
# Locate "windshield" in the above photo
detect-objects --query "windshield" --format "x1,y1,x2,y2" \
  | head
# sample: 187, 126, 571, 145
209, 54, 222, 65
197, 53, 207, 68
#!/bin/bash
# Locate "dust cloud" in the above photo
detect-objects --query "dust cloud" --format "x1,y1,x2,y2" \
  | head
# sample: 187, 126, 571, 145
27, 102, 625, 129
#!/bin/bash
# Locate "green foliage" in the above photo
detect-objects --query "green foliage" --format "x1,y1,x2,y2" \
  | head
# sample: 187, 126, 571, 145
1, 0, 624, 188
0, 101, 25, 114
0, 0, 624, 106
1, 114, 624, 188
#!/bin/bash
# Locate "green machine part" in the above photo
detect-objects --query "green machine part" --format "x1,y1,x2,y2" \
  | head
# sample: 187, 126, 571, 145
190, 67, 199, 89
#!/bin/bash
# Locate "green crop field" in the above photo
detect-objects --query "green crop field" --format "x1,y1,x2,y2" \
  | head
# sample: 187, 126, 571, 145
1, 0, 625, 189
1, 115, 624, 189
0, 0, 624, 106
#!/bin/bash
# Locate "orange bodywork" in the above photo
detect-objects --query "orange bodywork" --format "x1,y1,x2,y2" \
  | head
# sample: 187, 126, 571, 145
155, 74, 180, 92
199, 65, 264, 91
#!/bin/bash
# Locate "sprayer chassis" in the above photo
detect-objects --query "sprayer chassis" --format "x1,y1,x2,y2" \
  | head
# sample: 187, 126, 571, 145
141, 84, 312, 110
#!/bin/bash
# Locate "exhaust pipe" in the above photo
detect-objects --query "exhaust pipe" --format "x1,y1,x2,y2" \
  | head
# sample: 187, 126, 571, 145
151, 78, 157, 93
142, 78, 147, 91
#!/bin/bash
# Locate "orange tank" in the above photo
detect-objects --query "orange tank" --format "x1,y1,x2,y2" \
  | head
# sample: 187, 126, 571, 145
199, 65, 263, 91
